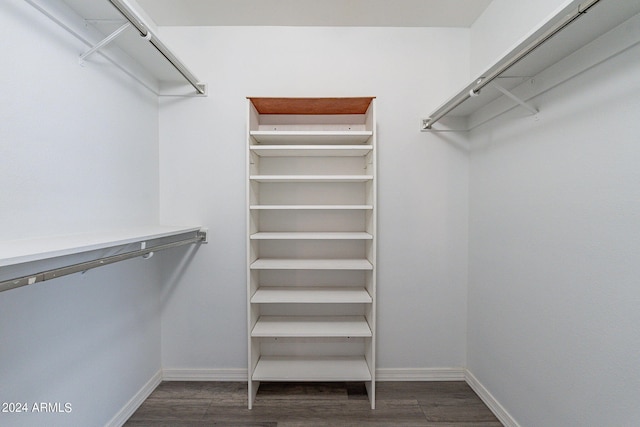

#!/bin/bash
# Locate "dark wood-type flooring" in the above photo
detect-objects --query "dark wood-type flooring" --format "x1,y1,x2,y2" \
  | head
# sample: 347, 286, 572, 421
125, 381, 502, 426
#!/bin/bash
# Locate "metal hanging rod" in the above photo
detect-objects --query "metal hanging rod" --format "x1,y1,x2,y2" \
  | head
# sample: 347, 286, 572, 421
0, 230, 207, 294
423, 0, 601, 129
107, 0, 206, 95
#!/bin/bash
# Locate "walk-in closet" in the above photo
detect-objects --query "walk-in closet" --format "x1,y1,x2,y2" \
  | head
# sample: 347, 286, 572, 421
2, 0, 639, 426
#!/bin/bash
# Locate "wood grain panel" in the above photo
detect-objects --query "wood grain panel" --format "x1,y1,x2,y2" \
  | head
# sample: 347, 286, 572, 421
249, 97, 375, 115
124, 381, 502, 426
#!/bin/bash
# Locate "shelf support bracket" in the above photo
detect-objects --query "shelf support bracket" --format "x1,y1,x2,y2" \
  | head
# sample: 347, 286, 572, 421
79, 22, 131, 65
491, 82, 538, 115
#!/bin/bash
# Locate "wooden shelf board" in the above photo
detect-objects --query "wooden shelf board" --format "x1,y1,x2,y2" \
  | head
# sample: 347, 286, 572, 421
248, 97, 375, 115
250, 205, 373, 210
250, 145, 373, 156
250, 175, 373, 183
251, 286, 372, 304
250, 259, 373, 270
250, 232, 372, 240
252, 356, 372, 381
251, 315, 372, 337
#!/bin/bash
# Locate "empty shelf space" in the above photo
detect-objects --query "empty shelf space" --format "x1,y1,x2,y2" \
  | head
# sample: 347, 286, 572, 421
250, 205, 373, 210
250, 131, 372, 145
250, 145, 373, 157
252, 356, 372, 381
250, 232, 372, 240
250, 259, 373, 270
251, 316, 372, 337
250, 175, 373, 183
251, 286, 372, 304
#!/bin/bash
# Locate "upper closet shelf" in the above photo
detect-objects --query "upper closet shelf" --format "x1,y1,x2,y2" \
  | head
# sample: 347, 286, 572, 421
28, 0, 206, 96
0, 225, 206, 293
0, 225, 201, 267
423, 0, 640, 131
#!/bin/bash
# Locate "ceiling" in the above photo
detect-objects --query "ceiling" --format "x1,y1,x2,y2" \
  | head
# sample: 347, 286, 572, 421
135, 0, 493, 27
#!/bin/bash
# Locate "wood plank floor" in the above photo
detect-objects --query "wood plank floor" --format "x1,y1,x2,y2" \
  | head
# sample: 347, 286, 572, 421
125, 381, 503, 426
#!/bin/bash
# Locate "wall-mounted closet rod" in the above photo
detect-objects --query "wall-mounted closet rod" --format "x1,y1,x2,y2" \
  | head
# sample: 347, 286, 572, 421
0, 231, 207, 294
424, 0, 600, 129
107, 0, 206, 95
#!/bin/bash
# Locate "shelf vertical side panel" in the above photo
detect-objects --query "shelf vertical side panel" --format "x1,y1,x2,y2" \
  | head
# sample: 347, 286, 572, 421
247, 99, 260, 409
367, 99, 377, 410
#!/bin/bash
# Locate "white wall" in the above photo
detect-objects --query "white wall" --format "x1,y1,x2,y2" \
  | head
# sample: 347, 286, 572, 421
157, 26, 470, 373
469, 0, 572, 77
468, 14, 640, 427
0, 1, 161, 425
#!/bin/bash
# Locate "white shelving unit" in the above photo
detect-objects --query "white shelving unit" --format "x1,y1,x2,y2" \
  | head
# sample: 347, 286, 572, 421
246, 97, 377, 409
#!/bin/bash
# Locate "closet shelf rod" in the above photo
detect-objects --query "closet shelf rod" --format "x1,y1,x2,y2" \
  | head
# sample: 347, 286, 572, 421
424, 0, 600, 129
0, 231, 207, 294
107, 0, 206, 95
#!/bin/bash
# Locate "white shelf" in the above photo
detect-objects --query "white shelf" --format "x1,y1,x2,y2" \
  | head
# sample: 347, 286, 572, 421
0, 225, 201, 268
251, 316, 372, 337
250, 131, 372, 145
253, 356, 372, 381
32, 0, 206, 96
250, 145, 373, 157
250, 205, 373, 210
251, 286, 372, 304
250, 175, 373, 183
425, 0, 640, 130
250, 259, 373, 270
250, 232, 372, 240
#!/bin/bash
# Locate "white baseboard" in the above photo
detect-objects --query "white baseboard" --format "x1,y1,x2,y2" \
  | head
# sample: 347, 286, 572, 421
376, 367, 465, 381
106, 367, 515, 427
464, 369, 520, 427
105, 369, 162, 427
162, 368, 248, 381
162, 367, 466, 382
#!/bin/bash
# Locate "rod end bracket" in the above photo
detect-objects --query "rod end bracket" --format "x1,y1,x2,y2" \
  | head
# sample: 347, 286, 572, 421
195, 83, 208, 96
197, 228, 209, 244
